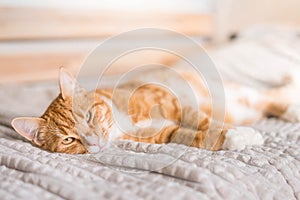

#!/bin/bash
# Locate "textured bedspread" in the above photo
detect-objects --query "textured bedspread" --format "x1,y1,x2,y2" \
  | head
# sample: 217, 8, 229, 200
1, 114, 300, 199
1, 27, 300, 200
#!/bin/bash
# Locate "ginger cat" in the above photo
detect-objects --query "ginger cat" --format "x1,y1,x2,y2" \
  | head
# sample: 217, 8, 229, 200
11, 67, 300, 154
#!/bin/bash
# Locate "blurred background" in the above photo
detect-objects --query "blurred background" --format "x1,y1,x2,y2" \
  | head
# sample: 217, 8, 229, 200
0, 0, 300, 83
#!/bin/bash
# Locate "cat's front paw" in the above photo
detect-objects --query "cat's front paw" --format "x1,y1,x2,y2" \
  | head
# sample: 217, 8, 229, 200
281, 105, 300, 123
222, 127, 264, 150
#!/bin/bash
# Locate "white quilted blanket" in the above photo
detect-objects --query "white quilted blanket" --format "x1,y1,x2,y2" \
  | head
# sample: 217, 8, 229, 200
1, 27, 300, 199
1, 116, 300, 199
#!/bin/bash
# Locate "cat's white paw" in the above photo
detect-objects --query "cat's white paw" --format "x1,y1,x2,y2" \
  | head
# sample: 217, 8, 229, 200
222, 127, 264, 150
281, 105, 300, 123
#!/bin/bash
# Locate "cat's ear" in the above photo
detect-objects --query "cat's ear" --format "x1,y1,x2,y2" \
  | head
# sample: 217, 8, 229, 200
59, 67, 77, 99
11, 117, 45, 145
59, 67, 85, 99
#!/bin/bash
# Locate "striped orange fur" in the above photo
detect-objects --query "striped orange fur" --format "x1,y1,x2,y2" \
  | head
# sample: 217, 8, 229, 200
11, 68, 300, 154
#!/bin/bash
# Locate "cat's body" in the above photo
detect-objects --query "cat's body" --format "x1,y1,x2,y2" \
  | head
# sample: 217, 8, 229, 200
11, 67, 300, 154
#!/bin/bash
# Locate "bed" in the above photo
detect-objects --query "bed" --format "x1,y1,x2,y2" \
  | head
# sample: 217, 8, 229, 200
1, 27, 300, 199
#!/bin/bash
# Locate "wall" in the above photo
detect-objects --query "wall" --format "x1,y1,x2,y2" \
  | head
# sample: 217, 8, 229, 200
0, 0, 215, 83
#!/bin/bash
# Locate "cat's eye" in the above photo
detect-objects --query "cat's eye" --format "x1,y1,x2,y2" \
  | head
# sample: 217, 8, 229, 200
62, 137, 75, 145
86, 111, 92, 123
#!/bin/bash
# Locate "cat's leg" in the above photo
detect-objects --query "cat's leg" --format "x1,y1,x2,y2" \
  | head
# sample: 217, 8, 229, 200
260, 80, 300, 122
223, 81, 300, 123
120, 117, 207, 146
280, 105, 300, 122
181, 106, 211, 131
122, 121, 263, 150
262, 71, 300, 122
122, 123, 221, 149
264, 101, 300, 122
180, 106, 264, 150
126, 116, 218, 149
170, 124, 263, 150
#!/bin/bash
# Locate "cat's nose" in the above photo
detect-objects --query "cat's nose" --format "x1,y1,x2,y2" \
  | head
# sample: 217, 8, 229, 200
88, 145, 101, 154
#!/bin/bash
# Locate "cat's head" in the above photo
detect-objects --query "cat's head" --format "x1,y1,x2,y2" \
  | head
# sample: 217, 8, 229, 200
11, 68, 113, 154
